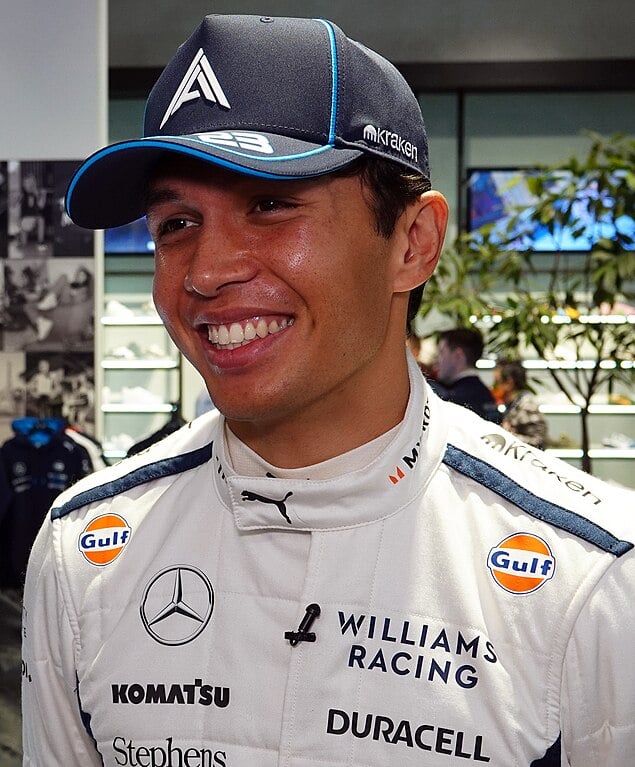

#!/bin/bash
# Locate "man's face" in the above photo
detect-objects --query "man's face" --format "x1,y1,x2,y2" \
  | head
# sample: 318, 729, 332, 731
436, 339, 460, 383
147, 159, 414, 441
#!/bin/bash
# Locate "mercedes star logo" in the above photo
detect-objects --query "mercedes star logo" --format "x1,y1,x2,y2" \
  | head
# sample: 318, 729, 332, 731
140, 565, 214, 646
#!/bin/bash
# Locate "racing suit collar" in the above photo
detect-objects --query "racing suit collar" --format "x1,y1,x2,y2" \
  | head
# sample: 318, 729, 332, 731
213, 356, 449, 531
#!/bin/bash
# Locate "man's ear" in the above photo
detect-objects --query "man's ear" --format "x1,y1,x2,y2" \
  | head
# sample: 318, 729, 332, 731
393, 191, 448, 293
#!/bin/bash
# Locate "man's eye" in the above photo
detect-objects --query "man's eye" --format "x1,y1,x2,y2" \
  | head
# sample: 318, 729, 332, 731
253, 199, 293, 213
157, 218, 193, 236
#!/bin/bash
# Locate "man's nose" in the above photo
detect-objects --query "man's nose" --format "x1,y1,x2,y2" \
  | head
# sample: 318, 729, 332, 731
184, 226, 259, 297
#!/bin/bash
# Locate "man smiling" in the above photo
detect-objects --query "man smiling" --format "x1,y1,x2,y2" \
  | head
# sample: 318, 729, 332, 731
145, 157, 443, 464
22, 13, 635, 767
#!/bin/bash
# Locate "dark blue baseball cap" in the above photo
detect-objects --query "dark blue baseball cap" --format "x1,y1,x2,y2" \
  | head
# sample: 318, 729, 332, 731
66, 14, 430, 229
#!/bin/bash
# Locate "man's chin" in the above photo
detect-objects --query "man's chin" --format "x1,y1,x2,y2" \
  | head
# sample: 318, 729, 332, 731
213, 397, 285, 428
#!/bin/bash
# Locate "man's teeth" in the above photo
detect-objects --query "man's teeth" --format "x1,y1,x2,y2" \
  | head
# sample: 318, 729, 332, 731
208, 318, 293, 349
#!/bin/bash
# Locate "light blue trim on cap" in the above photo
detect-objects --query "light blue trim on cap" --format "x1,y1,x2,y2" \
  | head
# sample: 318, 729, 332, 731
317, 18, 338, 143
65, 140, 336, 216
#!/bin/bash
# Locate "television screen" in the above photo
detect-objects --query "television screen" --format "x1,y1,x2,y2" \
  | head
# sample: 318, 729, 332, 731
466, 168, 635, 251
105, 218, 155, 254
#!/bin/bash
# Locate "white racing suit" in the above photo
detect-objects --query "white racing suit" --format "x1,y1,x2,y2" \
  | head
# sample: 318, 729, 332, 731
22, 359, 635, 766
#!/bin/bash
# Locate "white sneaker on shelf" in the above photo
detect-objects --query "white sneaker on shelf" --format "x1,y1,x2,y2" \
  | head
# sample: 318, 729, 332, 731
602, 433, 635, 449
122, 386, 162, 404
107, 345, 137, 360
143, 343, 168, 359
104, 299, 135, 317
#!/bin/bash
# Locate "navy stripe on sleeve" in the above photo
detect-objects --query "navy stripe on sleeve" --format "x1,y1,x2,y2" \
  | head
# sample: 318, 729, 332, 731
52, 442, 214, 520
443, 444, 633, 557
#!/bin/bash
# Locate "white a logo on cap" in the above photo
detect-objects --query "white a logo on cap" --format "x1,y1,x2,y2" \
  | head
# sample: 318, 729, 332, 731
160, 48, 230, 129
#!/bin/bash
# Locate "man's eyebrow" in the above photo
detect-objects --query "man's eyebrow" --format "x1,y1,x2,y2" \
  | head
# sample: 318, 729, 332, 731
145, 187, 183, 211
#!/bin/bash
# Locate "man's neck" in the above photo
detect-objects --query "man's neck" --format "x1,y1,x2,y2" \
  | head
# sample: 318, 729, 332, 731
226, 359, 411, 468
225, 419, 401, 479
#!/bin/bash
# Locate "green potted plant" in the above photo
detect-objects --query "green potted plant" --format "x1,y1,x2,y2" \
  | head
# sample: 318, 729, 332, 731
420, 133, 635, 474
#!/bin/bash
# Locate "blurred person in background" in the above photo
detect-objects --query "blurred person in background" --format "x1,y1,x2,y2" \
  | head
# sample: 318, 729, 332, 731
494, 358, 548, 449
432, 327, 498, 421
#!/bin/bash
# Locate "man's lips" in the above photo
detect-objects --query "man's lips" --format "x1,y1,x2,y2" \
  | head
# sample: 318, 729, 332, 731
203, 316, 294, 351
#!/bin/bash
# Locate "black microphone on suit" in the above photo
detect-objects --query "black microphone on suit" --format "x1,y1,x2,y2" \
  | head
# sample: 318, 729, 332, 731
285, 603, 321, 646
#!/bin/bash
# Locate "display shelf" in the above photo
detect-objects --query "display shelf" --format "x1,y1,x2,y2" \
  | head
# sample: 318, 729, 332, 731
477, 359, 634, 371
476, 349, 633, 487
102, 315, 163, 326
101, 359, 178, 369
100, 292, 182, 458
524, 360, 634, 371
546, 448, 635, 460
538, 404, 635, 415
101, 403, 176, 413
103, 450, 128, 460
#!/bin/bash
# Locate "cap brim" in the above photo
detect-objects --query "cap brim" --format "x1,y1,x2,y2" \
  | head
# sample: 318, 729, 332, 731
66, 133, 364, 229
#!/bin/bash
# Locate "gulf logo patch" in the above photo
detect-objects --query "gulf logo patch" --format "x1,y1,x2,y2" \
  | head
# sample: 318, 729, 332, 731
78, 514, 131, 566
487, 533, 555, 594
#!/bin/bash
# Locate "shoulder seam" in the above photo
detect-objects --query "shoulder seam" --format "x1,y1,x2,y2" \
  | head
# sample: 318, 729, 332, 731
51, 441, 214, 520
442, 443, 633, 557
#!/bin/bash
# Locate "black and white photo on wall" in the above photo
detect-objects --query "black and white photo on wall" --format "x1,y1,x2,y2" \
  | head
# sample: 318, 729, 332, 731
0, 159, 97, 440
0, 349, 96, 445
1, 160, 95, 354
24, 351, 94, 431
0, 161, 8, 259
3, 160, 93, 260
0, 351, 25, 438
1, 256, 94, 352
